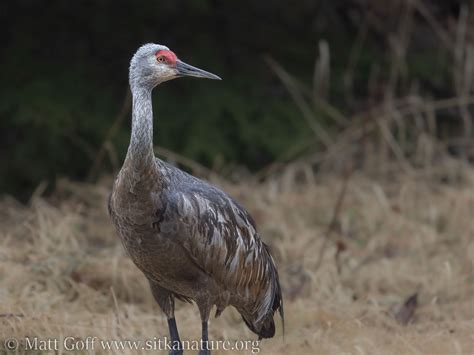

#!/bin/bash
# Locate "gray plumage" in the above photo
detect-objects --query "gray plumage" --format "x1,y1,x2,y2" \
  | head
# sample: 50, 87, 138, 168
108, 43, 283, 353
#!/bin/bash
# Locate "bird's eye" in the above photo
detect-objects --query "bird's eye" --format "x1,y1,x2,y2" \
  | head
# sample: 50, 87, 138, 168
157, 56, 166, 63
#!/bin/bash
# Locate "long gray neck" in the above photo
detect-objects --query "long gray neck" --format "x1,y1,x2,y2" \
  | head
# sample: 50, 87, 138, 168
125, 85, 156, 171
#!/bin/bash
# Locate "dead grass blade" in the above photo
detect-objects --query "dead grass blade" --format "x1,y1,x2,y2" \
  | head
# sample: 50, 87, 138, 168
87, 89, 132, 182
265, 55, 334, 148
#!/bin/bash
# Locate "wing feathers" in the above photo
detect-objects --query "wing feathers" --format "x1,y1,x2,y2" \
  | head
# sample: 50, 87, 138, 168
161, 186, 281, 326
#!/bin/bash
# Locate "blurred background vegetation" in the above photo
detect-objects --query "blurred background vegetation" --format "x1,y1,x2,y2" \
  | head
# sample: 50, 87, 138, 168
1, 0, 472, 200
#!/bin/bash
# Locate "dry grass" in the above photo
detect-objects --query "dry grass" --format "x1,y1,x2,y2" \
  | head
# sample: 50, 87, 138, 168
1, 159, 473, 355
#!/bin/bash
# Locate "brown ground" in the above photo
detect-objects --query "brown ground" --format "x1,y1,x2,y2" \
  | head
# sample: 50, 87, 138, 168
1, 162, 473, 354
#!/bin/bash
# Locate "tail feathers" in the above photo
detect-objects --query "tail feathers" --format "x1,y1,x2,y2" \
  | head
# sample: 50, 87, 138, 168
241, 242, 284, 339
241, 281, 284, 339
273, 276, 284, 339
259, 317, 276, 339
278, 296, 285, 339
242, 315, 275, 339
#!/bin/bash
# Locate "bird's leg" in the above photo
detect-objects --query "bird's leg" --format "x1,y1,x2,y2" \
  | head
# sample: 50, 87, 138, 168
197, 301, 212, 355
148, 280, 183, 355
167, 317, 183, 355
198, 320, 211, 355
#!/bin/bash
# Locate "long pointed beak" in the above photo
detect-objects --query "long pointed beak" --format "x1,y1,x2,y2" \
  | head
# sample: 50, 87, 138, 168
176, 60, 221, 80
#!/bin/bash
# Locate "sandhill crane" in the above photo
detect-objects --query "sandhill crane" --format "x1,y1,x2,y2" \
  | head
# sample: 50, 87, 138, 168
109, 43, 284, 355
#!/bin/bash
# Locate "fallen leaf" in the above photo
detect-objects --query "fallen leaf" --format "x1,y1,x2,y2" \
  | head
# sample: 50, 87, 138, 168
394, 293, 418, 325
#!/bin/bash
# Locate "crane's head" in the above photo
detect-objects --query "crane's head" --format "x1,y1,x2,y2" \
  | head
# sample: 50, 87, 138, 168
129, 43, 221, 90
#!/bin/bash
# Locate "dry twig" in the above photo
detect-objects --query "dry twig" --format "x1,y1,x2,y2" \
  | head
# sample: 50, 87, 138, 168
312, 166, 353, 273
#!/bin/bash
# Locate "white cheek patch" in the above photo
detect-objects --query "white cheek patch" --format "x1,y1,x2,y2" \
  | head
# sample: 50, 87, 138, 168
155, 65, 177, 82
142, 56, 175, 83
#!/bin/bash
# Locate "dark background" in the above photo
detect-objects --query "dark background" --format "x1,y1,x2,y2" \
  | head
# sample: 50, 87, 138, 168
0, 0, 469, 200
